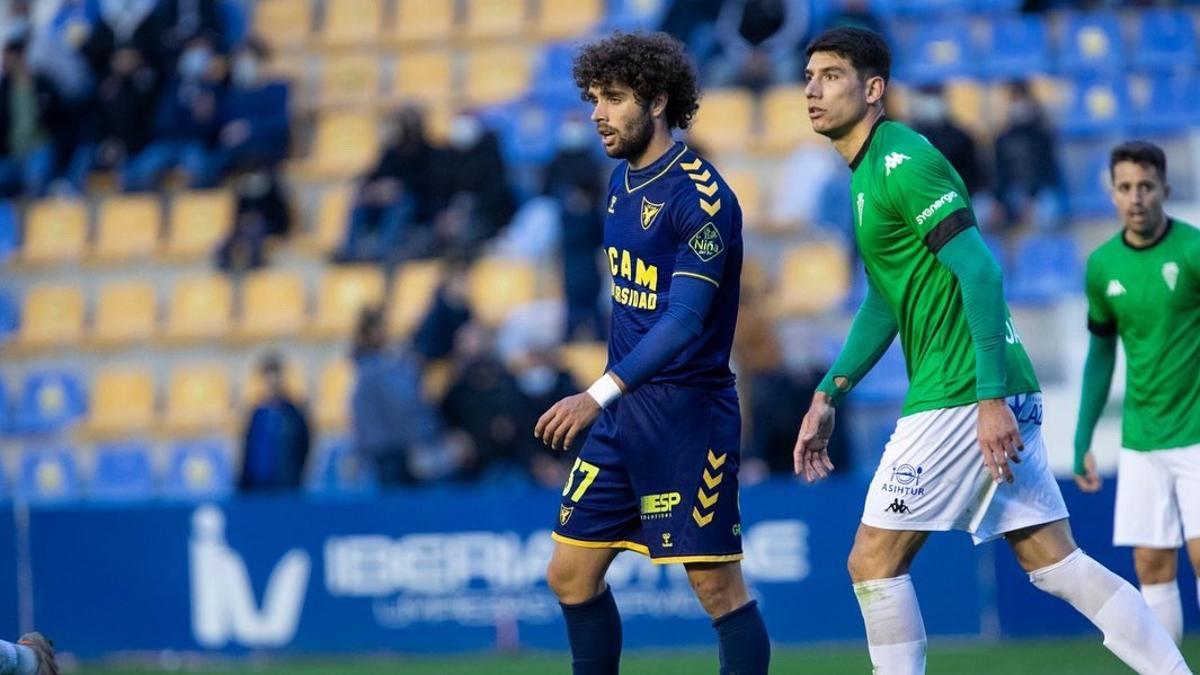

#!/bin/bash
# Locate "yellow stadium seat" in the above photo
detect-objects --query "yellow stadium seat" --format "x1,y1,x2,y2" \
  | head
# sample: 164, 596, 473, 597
315, 265, 386, 337
91, 281, 157, 347
16, 284, 85, 350
320, 0, 384, 47
254, 0, 313, 50
164, 190, 234, 260
760, 85, 823, 153
243, 360, 308, 406
944, 79, 986, 137
237, 270, 307, 340
303, 112, 378, 177
559, 342, 608, 387
164, 275, 233, 343
885, 81, 912, 121
464, 46, 533, 106
391, 0, 455, 45
165, 364, 232, 434
390, 50, 455, 106
91, 195, 161, 262
422, 358, 452, 403
462, 0, 528, 42
315, 357, 354, 431
721, 168, 763, 228
775, 242, 851, 316
537, 0, 601, 40
20, 200, 87, 266
387, 260, 443, 337
85, 368, 156, 438
467, 257, 536, 326
319, 53, 381, 109
688, 89, 753, 154
301, 184, 351, 255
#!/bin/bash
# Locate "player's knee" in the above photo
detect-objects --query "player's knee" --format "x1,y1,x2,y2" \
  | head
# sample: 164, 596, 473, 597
1133, 548, 1178, 585
847, 547, 907, 584
546, 558, 601, 605
687, 570, 745, 618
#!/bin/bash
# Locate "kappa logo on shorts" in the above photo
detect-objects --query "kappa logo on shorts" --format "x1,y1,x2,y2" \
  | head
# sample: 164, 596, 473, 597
885, 499, 911, 514
559, 506, 574, 526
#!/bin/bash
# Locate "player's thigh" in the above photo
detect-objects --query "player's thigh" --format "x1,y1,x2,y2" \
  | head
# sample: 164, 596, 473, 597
546, 541, 621, 604
1114, 449, 1182, 549
1131, 546, 1179, 585
1005, 517, 1076, 573
1169, 444, 1200, 544
847, 523, 929, 583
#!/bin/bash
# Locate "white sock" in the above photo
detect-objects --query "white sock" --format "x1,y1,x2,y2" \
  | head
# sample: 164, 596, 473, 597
853, 574, 926, 675
1142, 581, 1184, 644
1030, 549, 1191, 675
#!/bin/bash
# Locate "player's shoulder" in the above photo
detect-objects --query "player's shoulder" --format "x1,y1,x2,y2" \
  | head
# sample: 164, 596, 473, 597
1172, 218, 1200, 243
870, 120, 948, 179
1087, 229, 1130, 271
665, 146, 737, 215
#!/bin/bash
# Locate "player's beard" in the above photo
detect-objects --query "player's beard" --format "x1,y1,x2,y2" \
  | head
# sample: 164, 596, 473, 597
608, 106, 655, 161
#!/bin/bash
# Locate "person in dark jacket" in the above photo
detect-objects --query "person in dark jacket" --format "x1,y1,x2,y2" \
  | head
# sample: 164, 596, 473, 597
993, 81, 1068, 232
0, 37, 62, 198
239, 353, 311, 491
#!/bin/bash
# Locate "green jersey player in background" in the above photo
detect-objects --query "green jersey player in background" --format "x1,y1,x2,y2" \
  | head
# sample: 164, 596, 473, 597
791, 27, 1190, 675
1074, 140, 1200, 646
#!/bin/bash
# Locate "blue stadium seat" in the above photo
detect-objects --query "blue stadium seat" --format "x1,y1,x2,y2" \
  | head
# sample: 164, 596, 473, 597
603, 0, 667, 31
973, 0, 1022, 13
1133, 9, 1196, 71
898, 18, 978, 84
163, 440, 233, 500
1009, 234, 1082, 305
1057, 78, 1130, 139
14, 370, 86, 435
1059, 12, 1124, 74
90, 442, 156, 501
306, 438, 378, 495
0, 288, 16, 344
891, 0, 972, 16
17, 447, 80, 503
983, 14, 1051, 80
0, 201, 16, 264
1064, 148, 1112, 221
531, 42, 578, 100
1134, 73, 1197, 136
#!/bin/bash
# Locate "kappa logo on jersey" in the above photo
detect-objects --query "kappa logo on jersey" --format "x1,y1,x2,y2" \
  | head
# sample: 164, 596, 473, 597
688, 222, 725, 262
914, 190, 960, 226
1106, 279, 1127, 297
608, 195, 617, 214
641, 196, 665, 230
883, 152, 910, 176
856, 192, 865, 227
884, 499, 910, 514
1163, 262, 1180, 291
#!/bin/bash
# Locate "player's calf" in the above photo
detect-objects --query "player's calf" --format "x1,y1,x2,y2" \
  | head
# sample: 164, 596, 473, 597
546, 544, 616, 605
686, 563, 769, 675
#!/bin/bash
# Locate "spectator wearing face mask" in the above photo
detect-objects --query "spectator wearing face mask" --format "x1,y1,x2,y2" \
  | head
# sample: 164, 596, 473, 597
908, 84, 994, 227
993, 81, 1067, 232
215, 165, 291, 272
709, 0, 812, 90
159, 0, 227, 63
511, 343, 578, 488
0, 36, 62, 198
427, 112, 516, 258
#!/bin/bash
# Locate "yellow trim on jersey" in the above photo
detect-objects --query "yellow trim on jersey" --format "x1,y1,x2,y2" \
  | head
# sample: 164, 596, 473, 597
651, 553, 744, 566
672, 271, 720, 287
551, 532, 651, 556
625, 145, 691, 194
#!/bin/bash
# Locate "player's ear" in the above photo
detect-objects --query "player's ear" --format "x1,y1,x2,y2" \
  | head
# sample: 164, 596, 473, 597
650, 92, 668, 119
864, 76, 886, 106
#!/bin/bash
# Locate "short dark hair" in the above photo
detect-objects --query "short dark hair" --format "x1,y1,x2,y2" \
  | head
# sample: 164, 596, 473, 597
572, 31, 701, 131
806, 27, 891, 84
1110, 140, 1167, 182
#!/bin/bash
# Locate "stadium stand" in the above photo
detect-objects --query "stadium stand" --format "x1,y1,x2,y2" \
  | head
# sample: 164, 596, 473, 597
163, 190, 236, 261
14, 284, 86, 353
91, 196, 161, 263
162, 439, 234, 499
92, 281, 158, 348
89, 442, 156, 501
19, 200, 87, 267
17, 447, 80, 502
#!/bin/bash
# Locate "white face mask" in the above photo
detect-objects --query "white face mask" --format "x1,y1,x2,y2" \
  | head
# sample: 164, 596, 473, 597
910, 94, 946, 124
448, 115, 482, 150
232, 55, 258, 87
558, 121, 590, 150
179, 47, 211, 79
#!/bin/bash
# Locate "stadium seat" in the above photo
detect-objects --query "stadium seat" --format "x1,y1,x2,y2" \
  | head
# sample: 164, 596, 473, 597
1057, 78, 1130, 139
243, 358, 308, 406
467, 257, 537, 326
320, 0, 384, 47
302, 112, 378, 177
164, 364, 232, 435
91, 280, 158, 347
530, 43, 578, 100
315, 358, 354, 431
721, 168, 763, 228
236, 270, 307, 340
1134, 9, 1198, 71
0, 287, 16, 343
84, 368, 155, 438
163, 439, 233, 499
480, 98, 569, 166
604, 0, 667, 31
890, 0, 973, 15
306, 437, 377, 494
315, 265, 386, 337
0, 201, 16, 264
318, 53, 381, 109
422, 358, 453, 403
19, 199, 86, 266
1064, 148, 1112, 221
462, 0, 529, 42
302, 184, 352, 255
944, 80, 986, 137
390, 50, 455, 106
775, 242, 851, 316
559, 342, 607, 387
898, 18, 977, 84
15, 284, 85, 351
689, 88, 753, 154
1060, 12, 1124, 74
759, 85, 822, 153
164, 274, 233, 343
387, 259, 443, 338
17, 447, 79, 502
983, 14, 1051, 81
464, 46, 534, 107
1009, 233, 1082, 305
536, 0, 602, 40
1133, 73, 1197, 135
164, 190, 234, 260
253, 0, 313, 50
15, 370, 86, 434
89, 442, 155, 501
91, 195, 161, 263
390, 0, 456, 45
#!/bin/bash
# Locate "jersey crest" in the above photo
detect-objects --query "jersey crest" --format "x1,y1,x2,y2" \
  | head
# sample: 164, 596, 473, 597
1163, 262, 1179, 291
641, 196, 664, 230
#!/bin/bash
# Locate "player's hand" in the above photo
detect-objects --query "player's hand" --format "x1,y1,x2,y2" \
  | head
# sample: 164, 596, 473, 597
535, 393, 601, 451
1073, 451, 1102, 493
793, 392, 837, 483
978, 398, 1023, 484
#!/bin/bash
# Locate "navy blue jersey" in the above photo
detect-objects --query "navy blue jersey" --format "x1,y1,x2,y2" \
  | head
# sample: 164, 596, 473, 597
603, 141, 743, 389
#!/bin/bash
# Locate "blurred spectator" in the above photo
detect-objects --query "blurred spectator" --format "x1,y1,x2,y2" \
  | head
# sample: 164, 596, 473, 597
908, 85, 986, 197
351, 307, 472, 486
709, 0, 812, 90
0, 36, 61, 198
427, 112, 516, 258
158, 0, 227, 64
337, 106, 440, 265
412, 258, 474, 361
81, 0, 169, 81
510, 343, 578, 488
544, 114, 606, 341
659, 0, 723, 66
993, 81, 1067, 232
769, 143, 849, 235
816, 0, 886, 38
215, 166, 291, 272
25, 0, 97, 184
238, 352, 310, 491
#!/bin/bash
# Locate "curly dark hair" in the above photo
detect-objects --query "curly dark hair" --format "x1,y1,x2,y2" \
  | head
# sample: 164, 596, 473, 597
572, 31, 701, 131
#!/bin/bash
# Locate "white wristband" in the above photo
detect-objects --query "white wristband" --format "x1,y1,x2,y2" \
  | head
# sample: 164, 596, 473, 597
586, 373, 622, 408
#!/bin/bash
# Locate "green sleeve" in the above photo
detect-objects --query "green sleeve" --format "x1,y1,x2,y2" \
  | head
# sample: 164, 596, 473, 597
1073, 333, 1117, 474
817, 276, 898, 406
934, 227, 1008, 400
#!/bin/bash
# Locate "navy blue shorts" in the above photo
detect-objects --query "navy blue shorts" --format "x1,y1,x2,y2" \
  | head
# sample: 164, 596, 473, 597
552, 383, 743, 564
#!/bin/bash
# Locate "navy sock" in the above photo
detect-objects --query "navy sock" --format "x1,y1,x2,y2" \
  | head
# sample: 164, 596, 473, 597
560, 585, 622, 674
713, 600, 771, 675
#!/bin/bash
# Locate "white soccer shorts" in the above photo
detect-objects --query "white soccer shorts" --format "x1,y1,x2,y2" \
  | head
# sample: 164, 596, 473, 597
861, 392, 1069, 544
1113, 444, 1200, 549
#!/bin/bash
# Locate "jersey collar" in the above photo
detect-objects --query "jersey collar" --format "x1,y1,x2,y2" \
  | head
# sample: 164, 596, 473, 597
848, 116, 887, 171
625, 141, 688, 193
1122, 218, 1174, 251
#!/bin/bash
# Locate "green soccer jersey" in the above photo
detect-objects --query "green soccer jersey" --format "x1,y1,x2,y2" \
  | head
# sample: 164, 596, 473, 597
850, 120, 1040, 415
1085, 219, 1200, 451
